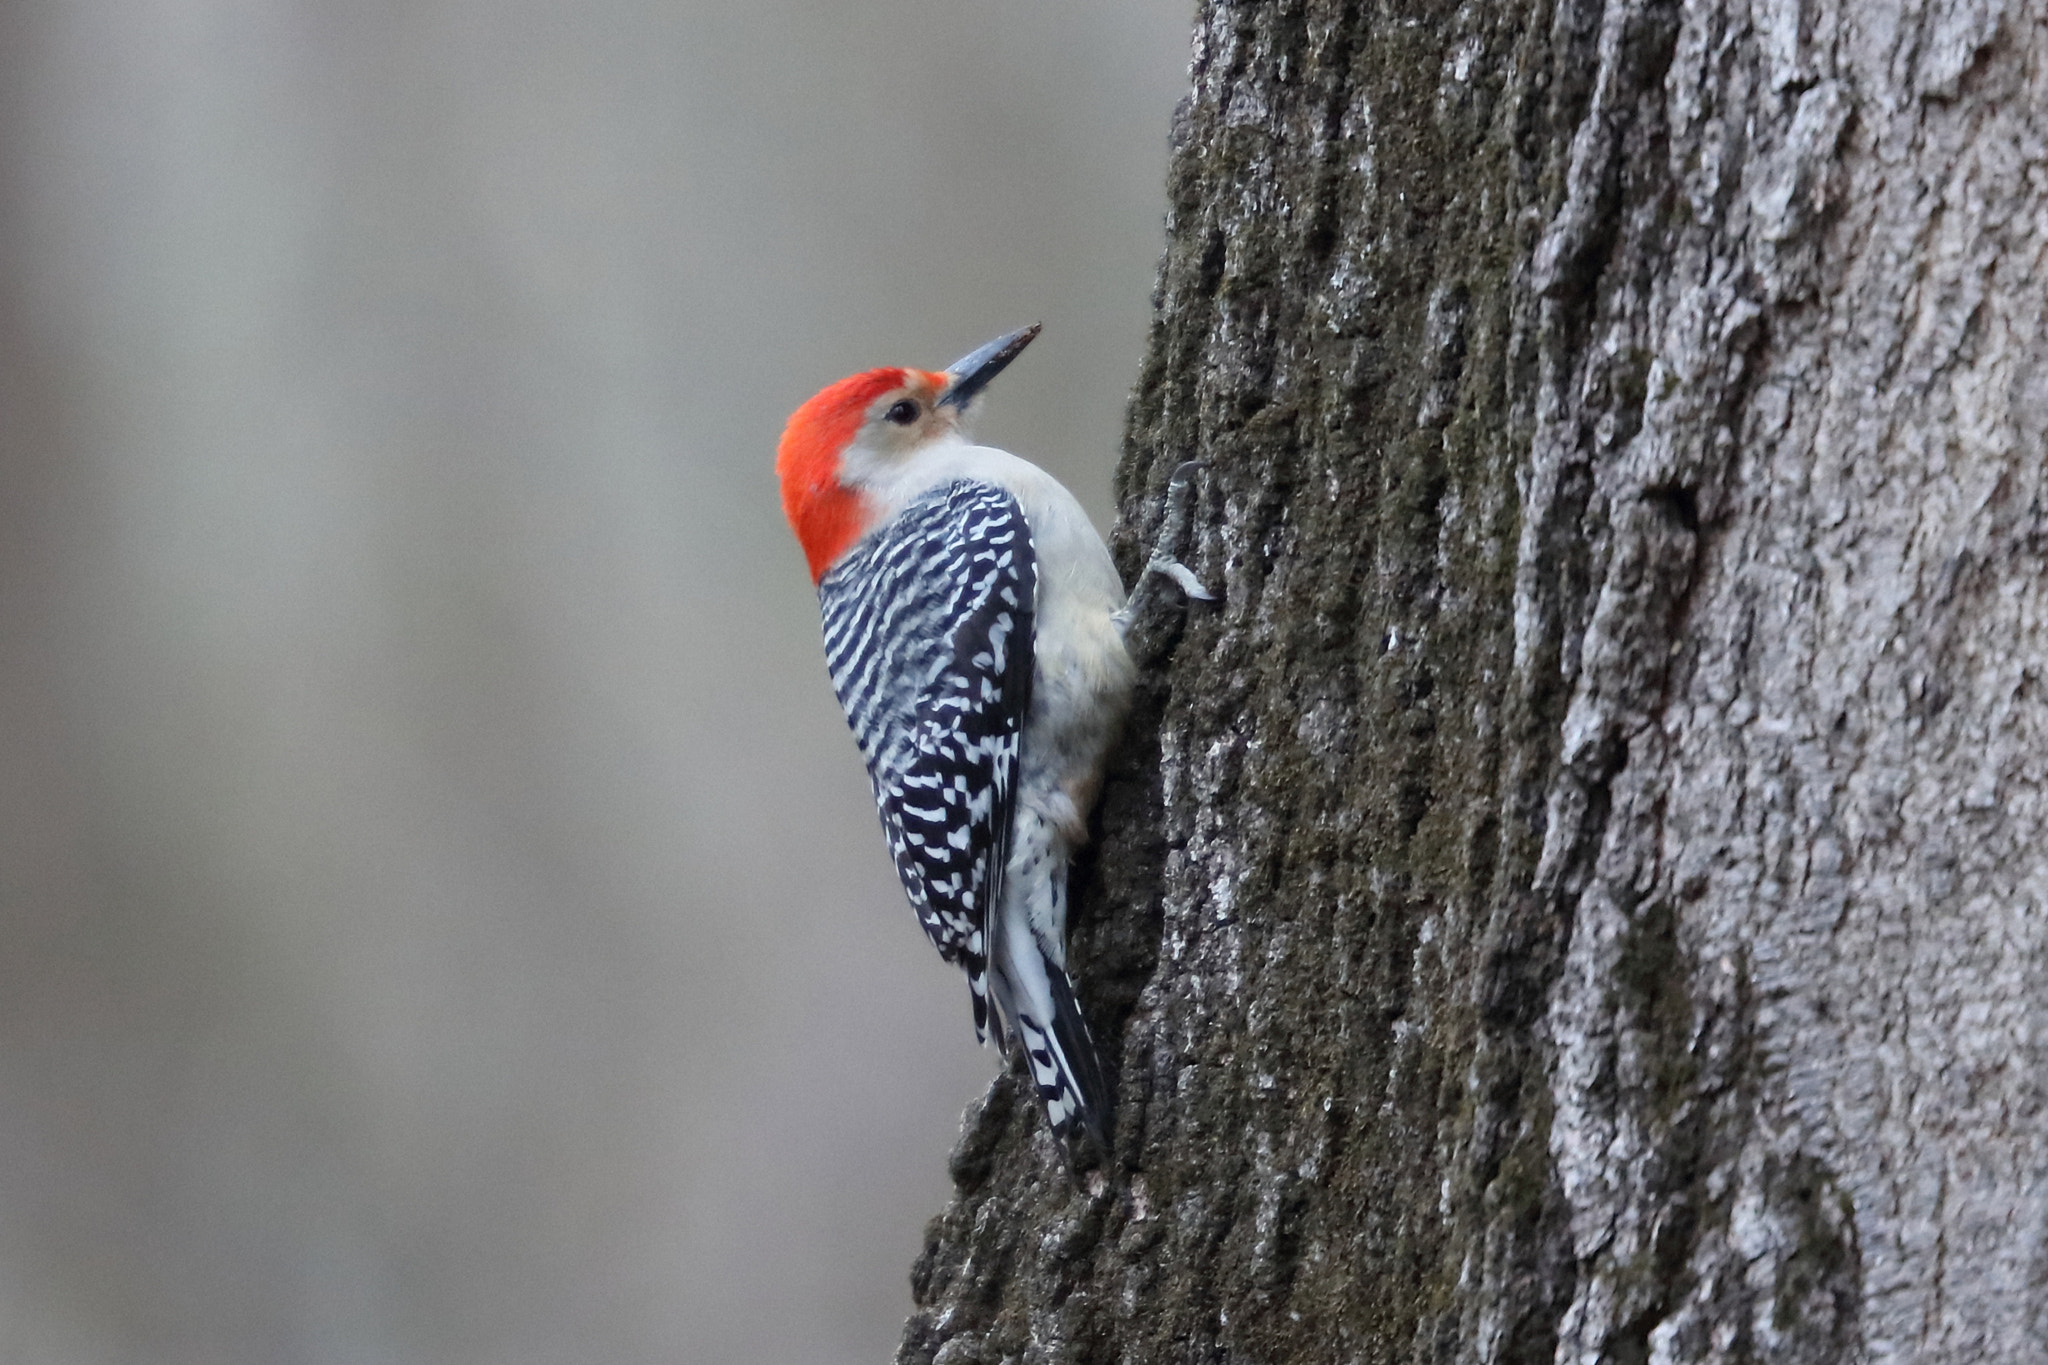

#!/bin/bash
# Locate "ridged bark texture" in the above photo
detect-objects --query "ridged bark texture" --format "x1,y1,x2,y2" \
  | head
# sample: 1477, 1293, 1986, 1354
900, 2, 2048, 1363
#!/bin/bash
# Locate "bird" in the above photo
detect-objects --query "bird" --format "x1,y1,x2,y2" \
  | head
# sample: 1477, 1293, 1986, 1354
776, 324, 1207, 1147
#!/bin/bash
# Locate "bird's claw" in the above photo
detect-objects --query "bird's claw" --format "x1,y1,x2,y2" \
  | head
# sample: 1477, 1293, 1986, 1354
1116, 459, 1217, 642
1148, 555, 1215, 602
1148, 460, 1214, 599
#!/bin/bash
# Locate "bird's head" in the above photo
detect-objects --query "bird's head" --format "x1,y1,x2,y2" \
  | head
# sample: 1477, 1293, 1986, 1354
777, 324, 1039, 583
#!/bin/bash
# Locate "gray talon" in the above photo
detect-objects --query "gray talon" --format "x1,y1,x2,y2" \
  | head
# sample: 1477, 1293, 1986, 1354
1155, 559, 1215, 602
1116, 461, 1217, 638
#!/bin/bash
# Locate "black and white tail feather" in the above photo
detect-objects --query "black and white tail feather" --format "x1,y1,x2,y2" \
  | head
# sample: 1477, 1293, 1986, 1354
819, 479, 1112, 1146
988, 809, 1114, 1149
1016, 943, 1115, 1148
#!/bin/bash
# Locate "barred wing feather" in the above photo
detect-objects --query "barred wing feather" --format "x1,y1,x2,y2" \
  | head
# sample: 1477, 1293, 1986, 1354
817, 481, 1036, 1041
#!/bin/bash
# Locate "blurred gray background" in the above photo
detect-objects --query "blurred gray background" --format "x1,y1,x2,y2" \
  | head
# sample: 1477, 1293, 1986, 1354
0, 2, 1191, 1361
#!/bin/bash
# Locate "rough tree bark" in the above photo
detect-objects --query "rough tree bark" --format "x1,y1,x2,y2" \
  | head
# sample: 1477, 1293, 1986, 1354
900, 2, 2047, 1362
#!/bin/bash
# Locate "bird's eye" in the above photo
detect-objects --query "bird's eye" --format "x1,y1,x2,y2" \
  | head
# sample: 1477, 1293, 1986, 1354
885, 399, 920, 426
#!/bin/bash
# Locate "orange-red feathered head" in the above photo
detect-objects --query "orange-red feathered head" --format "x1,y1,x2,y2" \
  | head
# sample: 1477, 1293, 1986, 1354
776, 366, 945, 583
775, 325, 1040, 583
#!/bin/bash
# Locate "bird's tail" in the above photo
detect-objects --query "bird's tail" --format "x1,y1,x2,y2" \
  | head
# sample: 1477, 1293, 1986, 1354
1041, 956, 1113, 1147
989, 807, 1114, 1148
999, 942, 1113, 1149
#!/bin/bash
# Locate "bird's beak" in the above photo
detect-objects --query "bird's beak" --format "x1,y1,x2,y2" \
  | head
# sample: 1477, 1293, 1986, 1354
937, 324, 1041, 410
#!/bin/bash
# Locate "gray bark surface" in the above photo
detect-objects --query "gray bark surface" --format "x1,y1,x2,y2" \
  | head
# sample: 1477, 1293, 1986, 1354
900, 3, 2048, 1363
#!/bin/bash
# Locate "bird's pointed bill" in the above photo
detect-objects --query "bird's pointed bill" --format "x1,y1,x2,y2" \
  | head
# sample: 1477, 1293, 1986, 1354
938, 324, 1041, 410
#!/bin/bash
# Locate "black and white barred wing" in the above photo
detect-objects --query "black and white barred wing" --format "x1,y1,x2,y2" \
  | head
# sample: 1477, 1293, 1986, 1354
818, 481, 1036, 1039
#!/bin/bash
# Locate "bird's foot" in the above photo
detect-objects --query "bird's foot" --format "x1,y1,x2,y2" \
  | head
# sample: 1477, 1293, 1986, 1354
1116, 460, 1215, 641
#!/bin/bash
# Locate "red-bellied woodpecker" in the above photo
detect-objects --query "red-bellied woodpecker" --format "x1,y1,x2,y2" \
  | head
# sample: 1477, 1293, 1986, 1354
777, 324, 1208, 1147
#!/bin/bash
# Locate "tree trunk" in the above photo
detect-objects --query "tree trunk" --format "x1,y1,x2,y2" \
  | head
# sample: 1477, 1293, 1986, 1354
899, 1, 2047, 1362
